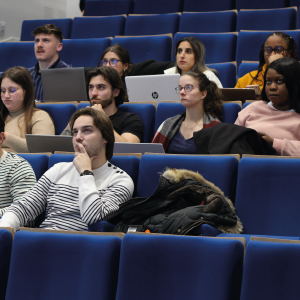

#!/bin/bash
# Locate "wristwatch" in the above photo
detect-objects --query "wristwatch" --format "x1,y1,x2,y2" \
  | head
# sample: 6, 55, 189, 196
80, 170, 94, 176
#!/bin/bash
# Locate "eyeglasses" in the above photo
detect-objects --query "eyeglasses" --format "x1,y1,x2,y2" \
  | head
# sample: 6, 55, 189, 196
175, 84, 195, 94
0, 87, 19, 95
264, 46, 289, 56
99, 59, 121, 67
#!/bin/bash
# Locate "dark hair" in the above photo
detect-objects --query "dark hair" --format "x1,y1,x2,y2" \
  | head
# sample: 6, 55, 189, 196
32, 24, 63, 42
0, 66, 38, 134
183, 71, 223, 120
98, 44, 132, 79
250, 32, 299, 85
261, 57, 300, 113
174, 36, 217, 75
0, 114, 4, 133
69, 107, 115, 160
86, 66, 128, 106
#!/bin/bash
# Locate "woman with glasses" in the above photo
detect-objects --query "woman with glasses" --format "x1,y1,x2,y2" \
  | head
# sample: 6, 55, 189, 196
152, 71, 223, 153
235, 32, 299, 91
235, 57, 300, 156
0, 66, 54, 153
164, 36, 223, 88
98, 44, 131, 82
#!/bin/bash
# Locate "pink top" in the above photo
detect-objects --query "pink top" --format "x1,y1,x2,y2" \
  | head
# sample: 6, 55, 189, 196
235, 101, 300, 156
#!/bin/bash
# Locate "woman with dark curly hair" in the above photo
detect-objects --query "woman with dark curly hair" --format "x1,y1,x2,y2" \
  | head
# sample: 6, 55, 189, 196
235, 32, 299, 91
152, 71, 223, 154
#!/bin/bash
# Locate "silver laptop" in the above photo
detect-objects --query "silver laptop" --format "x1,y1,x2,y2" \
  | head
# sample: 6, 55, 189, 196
220, 88, 256, 104
26, 135, 73, 153
114, 143, 164, 154
41, 68, 88, 102
125, 74, 180, 103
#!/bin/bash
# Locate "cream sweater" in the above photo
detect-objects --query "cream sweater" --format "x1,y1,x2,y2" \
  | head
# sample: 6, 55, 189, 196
3, 107, 55, 153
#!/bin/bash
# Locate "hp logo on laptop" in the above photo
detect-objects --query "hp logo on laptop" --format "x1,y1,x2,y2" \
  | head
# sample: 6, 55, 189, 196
152, 92, 158, 99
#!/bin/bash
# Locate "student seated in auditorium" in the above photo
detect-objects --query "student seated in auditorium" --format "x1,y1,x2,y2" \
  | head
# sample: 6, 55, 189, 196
0, 66, 55, 153
164, 36, 223, 88
152, 71, 222, 154
235, 57, 300, 156
0, 115, 36, 217
62, 67, 144, 143
235, 32, 299, 92
28, 24, 71, 102
0, 107, 134, 232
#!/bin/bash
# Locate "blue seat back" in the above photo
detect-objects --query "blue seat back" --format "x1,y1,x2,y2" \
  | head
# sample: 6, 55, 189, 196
207, 62, 237, 88
236, 0, 286, 10
136, 154, 239, 201
5, 231, 121, 300
18, 154, 49, 180
240, 241, 300, 300
173, 33, 237, 64
85, 0, 134, 16
236, 157, 300, 236
112, 35, 172, 63
154, 102, 240, 133
77, 102, 90, 110
71, 16, 125, 39
183, 0, 235, 12
21, 19, 72, 41
118, 103, 156, 143
125, 14, 180, 36
60, 38, 111, 67
133, 0, 183, 14
116, 234, 244, 300
36, 103, 77, 135
236, 30, 300, 67
236, 8, 297, 31
237, 62, 259, 79
0, 42, 35, 71
179, 11, 237, 33
242, 102, 252, 109
0, 229, 13, 300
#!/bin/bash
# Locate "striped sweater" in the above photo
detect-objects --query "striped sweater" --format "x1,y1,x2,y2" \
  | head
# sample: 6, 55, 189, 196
0, 151, 36, 216
0, 161, 134, 231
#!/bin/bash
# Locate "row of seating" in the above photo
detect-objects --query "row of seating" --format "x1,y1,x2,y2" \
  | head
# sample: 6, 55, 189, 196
20, 8, 299, 41
18, 152, 300, 240
36, 101, 242, 142
82, 0, 300, 15
2, 229, 297, 300
2, 30, 300, 72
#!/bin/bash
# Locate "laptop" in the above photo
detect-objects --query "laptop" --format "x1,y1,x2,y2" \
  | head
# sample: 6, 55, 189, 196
41, 68, 88, 102
26, 135, 74, 153
114, 143, 164, 154
220, 88, 256, 104
125, 74, 180, 103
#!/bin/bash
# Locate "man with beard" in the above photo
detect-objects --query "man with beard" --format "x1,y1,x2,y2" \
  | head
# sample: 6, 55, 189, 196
61, 67, 144, 143
0, 108, 134, 231
28, 24, 71, 102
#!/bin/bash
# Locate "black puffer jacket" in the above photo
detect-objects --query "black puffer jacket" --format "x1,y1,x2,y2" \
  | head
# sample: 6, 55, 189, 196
113, 169, 243, 235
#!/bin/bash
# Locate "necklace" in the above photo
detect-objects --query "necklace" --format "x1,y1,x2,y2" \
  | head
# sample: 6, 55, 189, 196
183, 119, 203, 129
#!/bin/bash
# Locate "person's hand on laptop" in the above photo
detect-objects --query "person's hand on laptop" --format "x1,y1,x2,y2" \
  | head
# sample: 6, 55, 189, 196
73, 142, 96, 174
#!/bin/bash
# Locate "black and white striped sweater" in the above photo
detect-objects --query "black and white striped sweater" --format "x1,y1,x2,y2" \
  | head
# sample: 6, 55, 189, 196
0, 160, 134, 231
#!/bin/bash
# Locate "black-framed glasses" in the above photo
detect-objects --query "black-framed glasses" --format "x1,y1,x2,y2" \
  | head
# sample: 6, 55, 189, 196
0, 87, 19, 95
264, 46, 289, 56
175, 84, 194, 94
99, 59, 121, 67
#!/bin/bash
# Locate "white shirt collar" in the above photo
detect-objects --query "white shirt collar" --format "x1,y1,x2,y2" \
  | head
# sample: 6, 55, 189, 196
268, 101, 295, 112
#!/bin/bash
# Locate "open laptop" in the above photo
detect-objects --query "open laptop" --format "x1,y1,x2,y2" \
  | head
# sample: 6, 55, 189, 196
220, 88, 256, 104
26, 135, 164, 155
41, 67, 88, 102
125, 74, 180, 103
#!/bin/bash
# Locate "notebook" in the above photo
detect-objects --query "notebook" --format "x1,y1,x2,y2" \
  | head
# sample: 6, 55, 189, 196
41, 67, 88, 102
220, 88, 256, 104
125, 74, 180, 103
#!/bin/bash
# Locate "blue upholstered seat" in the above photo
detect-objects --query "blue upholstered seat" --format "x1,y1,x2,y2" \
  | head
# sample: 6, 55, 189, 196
133, 0, 183, 14
237, 62, 259, 79
21, 19, 72, 41
84, 0, 134, 16
71, 16, 126, 39
207, 62, 237, 88
124, 14, 180, 36
183, 0, 235, 12
5, 231, 121, 300
236, 0, 286, 10
18, 154, 49, 180
115, 234, 244, 300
